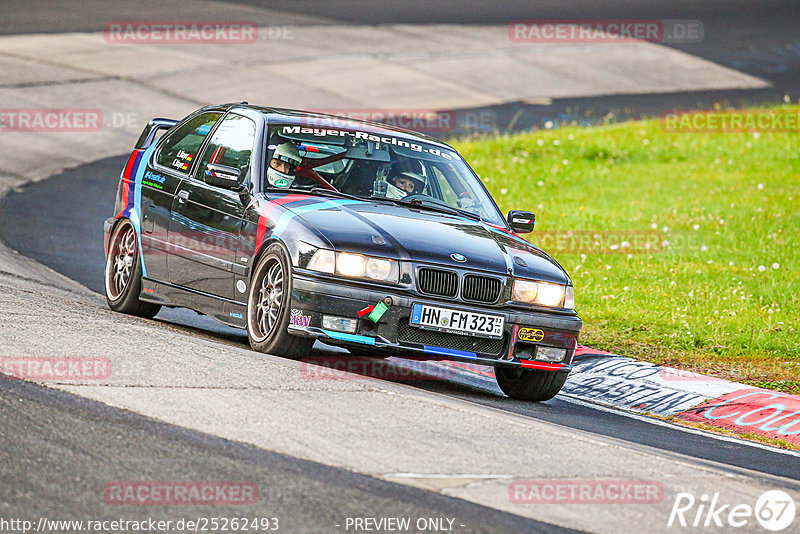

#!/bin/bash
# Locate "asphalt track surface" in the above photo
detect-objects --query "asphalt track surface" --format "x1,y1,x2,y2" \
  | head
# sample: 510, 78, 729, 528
2, 1, 800, 530
1, 376, 571, 534
1, 156, 798, 485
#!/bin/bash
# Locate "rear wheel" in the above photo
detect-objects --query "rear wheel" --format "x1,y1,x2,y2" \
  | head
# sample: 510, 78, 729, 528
104, 219, 161, 318
247, 244, 313, 359
495, 366, 567, 401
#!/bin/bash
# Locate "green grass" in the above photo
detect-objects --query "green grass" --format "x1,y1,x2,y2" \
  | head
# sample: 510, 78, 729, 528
453, 106, 800, 394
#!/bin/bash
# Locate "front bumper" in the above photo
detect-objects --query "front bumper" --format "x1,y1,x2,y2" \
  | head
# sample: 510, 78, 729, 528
288, 270, 581, 371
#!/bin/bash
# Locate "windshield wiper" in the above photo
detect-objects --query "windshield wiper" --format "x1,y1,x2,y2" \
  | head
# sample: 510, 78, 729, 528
373, 196, 482, 221
264, 186, 310, 194
310, 187, 364, 202
263, 186, 364, 202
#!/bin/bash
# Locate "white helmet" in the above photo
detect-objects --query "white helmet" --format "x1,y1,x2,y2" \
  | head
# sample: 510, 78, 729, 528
267, 142, 302, 188
386, 171, 426, 199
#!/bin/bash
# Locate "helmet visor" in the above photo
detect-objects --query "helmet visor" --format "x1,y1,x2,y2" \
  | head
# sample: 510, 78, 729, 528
271, 155, 298, 174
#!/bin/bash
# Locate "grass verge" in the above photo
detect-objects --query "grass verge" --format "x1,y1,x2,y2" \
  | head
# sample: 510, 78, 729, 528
454, 106, 800, 394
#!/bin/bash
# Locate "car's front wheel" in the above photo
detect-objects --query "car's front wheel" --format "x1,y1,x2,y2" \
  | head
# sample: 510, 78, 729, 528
104, 219, 161, 318
494, 366, 567, 401
247, 244, 313, 359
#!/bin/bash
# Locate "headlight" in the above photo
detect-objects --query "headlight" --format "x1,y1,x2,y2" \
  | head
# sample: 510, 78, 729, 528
336, 253, 365, 277
308, 249, 399, 284
365, 258, 392, 280
307, 249, 335, 273
564, 286, 575, 309
512, 279, 539, 302
536, 283, 563, 307
513, 279, 574, 309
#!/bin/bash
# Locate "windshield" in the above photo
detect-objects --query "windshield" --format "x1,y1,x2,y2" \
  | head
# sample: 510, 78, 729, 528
263, 123, 506, 226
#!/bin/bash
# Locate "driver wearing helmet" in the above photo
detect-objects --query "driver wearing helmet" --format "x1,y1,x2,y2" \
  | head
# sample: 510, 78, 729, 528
267, 142, 302, 188
386, 171, 426, 199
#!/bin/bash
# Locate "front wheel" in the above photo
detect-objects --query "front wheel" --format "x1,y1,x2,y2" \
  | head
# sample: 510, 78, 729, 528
495, 366, 567, 401
104, 219, 161, 318
247, 244, 313, 359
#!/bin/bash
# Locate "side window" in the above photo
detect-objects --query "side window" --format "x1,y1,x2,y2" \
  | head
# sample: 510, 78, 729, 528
196, 114, 256, 185
155, 112, 222, 172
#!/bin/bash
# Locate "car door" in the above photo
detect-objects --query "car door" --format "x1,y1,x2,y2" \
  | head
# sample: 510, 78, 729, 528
167, 112, 258, 300
140, 111, 223, 283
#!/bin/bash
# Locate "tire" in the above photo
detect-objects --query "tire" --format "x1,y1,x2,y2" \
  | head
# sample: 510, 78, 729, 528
104, 219, 161, 318
494, 366, 567, 401
247, 243, 313, 359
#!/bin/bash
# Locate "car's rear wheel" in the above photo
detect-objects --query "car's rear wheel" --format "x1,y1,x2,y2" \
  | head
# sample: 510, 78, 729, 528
104, 219, 161, 318
494, 366, 567, 401
247, 244, 313, 359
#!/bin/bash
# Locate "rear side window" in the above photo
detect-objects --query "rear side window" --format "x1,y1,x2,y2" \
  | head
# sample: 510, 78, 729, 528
156, 112, 222, 172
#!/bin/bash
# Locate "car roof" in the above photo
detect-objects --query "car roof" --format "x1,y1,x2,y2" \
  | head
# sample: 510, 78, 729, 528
204, 103, 455, 150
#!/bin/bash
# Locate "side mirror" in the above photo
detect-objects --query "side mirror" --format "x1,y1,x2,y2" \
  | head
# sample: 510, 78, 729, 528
204, 163, 241, 189
507, 210, 535, 233
237, 182, 253, 206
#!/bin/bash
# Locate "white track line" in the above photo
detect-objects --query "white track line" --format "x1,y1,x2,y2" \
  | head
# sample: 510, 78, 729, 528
383, 473, 514, 479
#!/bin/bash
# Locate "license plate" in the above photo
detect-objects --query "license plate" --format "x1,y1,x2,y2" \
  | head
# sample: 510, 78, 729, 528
409, 303, 504, 339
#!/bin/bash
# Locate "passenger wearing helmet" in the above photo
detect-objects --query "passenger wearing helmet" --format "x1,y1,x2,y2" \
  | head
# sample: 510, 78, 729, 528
386, 171, 426, 199
267, 142, 302, 188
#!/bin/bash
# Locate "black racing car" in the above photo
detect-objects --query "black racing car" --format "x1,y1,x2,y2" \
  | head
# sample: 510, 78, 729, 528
104, 103, 581, 401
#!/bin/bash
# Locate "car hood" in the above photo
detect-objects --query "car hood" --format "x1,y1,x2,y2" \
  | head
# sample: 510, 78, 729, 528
294, 200, 570, 284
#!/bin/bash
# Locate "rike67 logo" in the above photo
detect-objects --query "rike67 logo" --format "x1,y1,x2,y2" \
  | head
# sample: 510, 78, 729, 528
668, 490, 796, 531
